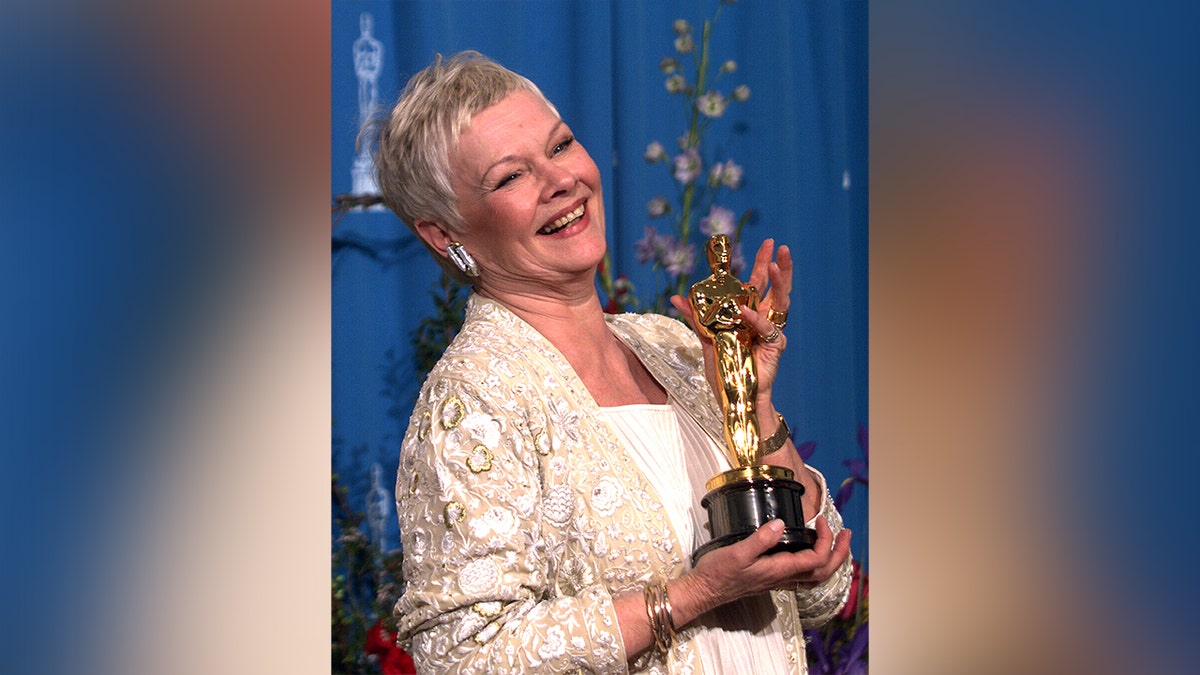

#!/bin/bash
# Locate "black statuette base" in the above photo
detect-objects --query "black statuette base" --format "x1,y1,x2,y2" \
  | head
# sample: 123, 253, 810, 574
692, 473, 817, 566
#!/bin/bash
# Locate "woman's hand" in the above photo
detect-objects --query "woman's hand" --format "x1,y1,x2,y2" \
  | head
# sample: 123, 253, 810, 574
669, 516, 852, 619
670, 238, 794, 412
741, 238, 792, 404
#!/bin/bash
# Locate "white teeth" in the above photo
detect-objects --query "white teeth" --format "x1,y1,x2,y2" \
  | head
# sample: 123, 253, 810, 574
540, 204, 585, 234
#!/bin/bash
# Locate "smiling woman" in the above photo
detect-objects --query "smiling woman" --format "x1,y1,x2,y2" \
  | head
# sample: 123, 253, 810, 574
371, 51, 853, 673
422, 89, 608, 296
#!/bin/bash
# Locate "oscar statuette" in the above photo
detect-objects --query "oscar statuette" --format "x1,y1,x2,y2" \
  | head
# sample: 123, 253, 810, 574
689, 234, 817, 564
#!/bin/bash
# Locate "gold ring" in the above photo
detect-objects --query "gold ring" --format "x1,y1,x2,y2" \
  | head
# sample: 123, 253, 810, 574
762, 326, 781, 343
767, 309, 788, 328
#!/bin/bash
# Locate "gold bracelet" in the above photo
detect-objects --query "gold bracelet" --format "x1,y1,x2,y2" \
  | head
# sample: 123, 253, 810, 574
643, 581, 675, 654
759, 413, 791, 454
659, 581, 676, 638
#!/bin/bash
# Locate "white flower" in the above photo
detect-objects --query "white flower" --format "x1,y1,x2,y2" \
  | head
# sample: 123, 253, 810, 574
721, 59, 738, 73
470, 505, 517, 539
643, 141, 666, 162
411, 529, 429, 556
665, 74, 686, 94
458, 558, 501, 595
674, 33, 695, 54
647, 196, 670, 217
590, 476, 624, 517
538, 626, 567, 659
673, 19, 691, 34
456, 410, 499, 446
719, 160, 744, 188
672, 148, 702, 184
697, 91, 728, 117
733, 84, 751, 102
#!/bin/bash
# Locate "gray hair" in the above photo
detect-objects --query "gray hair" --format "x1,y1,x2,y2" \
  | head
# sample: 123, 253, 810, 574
370, 51, 559, 282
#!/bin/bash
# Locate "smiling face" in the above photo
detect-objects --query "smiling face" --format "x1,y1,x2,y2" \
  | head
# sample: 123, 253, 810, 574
445, 90, 606, 295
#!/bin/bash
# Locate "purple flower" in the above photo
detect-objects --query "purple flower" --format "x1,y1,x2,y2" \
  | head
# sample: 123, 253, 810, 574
835, 425, 870, 510
635, 227, 666, 264
647, 196, 670, 218
806, 622, 869, 675
672, 148, 702, 184
717, 160, 744, 189
661, 239, 697, 276
699, 205, 737, 237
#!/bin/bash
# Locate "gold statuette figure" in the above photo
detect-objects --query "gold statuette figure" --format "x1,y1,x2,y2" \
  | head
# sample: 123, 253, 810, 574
689, 234, 816, 563
689, 233, 762, 467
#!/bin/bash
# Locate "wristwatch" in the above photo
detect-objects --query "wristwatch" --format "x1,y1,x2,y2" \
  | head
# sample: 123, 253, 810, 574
759, 413, 790, 454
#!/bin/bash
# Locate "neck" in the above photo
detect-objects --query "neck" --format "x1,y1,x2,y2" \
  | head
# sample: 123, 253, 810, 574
477, 279, 667, 407
476, 279, 610, 351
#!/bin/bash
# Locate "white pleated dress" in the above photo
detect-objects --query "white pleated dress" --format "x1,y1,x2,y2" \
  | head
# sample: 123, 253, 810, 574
600, 397, 796, 674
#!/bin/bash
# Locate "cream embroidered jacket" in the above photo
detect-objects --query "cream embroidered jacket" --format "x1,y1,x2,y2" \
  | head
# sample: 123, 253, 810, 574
394, 294, 852, 674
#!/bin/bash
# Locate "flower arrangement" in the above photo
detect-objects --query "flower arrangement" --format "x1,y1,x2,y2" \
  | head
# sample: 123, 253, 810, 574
599, 0, 754, 315
799, 426, 870, 674
332, 474, 414, 674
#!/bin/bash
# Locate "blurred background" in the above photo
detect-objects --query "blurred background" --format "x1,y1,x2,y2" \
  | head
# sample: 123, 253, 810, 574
3, 0, 1198, 673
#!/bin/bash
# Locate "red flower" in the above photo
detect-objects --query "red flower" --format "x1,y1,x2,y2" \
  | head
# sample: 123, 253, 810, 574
837, 560, 868, 621
365, 619, 416, 674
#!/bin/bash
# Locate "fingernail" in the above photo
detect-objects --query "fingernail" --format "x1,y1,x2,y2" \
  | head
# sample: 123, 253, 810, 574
766, 519, 785, 533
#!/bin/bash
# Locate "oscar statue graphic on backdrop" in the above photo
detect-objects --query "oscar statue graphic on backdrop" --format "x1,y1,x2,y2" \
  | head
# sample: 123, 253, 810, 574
689, 234, 816, 563
350, 12, 386, 208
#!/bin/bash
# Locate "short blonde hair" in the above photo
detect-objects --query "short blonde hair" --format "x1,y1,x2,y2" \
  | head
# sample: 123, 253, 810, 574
371, 51, 558, 281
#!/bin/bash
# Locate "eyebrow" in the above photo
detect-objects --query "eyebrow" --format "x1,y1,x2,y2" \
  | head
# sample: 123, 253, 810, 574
480, 120, 568, 178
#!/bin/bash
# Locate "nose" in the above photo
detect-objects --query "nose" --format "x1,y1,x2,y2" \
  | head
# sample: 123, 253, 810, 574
539, 158, 576, 202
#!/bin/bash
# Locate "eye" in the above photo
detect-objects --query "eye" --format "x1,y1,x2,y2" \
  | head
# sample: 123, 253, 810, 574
495, 171, 521, 188
552, 135, 575, 155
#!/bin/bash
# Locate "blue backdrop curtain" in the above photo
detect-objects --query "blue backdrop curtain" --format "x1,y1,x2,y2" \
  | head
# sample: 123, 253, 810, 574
332, 0, 867, 559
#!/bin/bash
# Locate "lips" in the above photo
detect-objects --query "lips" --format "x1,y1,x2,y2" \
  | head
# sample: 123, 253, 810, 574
538, 203, 586, 235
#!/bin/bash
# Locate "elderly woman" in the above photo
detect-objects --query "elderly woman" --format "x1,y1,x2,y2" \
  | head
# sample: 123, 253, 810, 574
374, 51, 853, 674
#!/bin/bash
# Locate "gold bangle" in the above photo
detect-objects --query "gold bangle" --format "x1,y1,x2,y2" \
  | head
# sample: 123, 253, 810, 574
643, 581, 675, 654
759, 413, 791, 454
659, 582, 676, 637
767, 308, 788, 328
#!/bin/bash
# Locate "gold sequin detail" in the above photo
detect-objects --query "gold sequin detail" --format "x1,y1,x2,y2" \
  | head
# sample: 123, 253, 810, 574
408, 468, 419, 495
417, 410, 431, 441
533, 430, 551, 456
466, 445, 493, 473
440, 396, 465, 429
443, 501, 465, 525
472, 600, 502, 618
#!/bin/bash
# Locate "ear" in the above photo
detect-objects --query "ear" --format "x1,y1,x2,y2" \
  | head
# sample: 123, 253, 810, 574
413, 219, 455, 258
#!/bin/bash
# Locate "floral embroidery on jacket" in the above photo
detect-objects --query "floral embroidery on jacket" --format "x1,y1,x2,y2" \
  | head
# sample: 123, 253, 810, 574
394, 294, 850, 674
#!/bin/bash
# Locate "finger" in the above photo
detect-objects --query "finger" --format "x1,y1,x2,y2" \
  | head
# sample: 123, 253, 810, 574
813, 528, 853, 580
747, 239, 775, 293
740, 304, 785, 347
796, 527, 852, 585
669, 294, 696, 329
735, 518, 786, 561
768, 244, 793, 310
809, 515, 834, 553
